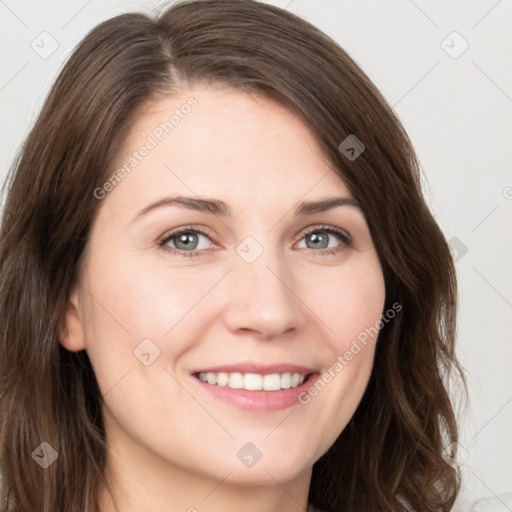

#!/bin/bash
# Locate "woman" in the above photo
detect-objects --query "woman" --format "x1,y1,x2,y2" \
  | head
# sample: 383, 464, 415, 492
0, 0, 465, 510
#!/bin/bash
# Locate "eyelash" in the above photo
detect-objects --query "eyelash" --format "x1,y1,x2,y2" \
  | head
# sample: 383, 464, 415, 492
158, 224, 352, 259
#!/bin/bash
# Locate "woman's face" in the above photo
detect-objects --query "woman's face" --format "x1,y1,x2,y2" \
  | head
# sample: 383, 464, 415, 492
63, 85, 385, 488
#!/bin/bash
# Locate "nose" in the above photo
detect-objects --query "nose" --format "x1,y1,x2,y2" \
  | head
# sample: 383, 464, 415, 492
222, 248, 306, 340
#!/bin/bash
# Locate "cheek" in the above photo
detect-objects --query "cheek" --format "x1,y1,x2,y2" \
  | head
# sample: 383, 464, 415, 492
313, 257, 386, 352
80, 253, 222, 375
297, 256, 385, 438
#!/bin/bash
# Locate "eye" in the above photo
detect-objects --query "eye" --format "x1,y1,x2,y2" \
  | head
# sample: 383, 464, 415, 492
158, 227, 215, 258
295, 225, 351, 255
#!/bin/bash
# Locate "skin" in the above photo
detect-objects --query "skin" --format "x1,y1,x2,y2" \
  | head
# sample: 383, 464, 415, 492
61, 84, 386, 512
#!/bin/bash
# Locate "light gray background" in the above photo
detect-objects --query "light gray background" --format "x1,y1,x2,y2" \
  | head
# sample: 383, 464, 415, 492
1, 1, 511, 510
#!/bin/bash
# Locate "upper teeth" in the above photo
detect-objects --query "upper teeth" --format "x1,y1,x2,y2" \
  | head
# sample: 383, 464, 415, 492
197, 372, 306, 391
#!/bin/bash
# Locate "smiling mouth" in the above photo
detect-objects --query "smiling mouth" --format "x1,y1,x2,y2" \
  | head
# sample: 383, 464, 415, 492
193, 371, 313, 391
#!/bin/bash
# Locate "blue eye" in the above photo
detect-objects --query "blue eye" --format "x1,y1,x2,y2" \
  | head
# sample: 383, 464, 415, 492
296, 226, 351, 255
159, 227, 213, 258
158, 224, 351, 258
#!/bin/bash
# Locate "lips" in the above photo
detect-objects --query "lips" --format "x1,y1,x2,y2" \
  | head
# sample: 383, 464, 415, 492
191, 363, 316, 390
190, 362, 320, 411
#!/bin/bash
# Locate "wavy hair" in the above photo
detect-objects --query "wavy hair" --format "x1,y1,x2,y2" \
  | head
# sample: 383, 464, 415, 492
0, 1, 465, 510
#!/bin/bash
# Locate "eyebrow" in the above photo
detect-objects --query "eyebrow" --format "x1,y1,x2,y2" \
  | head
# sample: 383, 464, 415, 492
133, 194, 362, 221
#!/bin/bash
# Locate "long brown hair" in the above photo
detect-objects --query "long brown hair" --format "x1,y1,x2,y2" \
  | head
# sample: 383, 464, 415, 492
0, 1, 465, 510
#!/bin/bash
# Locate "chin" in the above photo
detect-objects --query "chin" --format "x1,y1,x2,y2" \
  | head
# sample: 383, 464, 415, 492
210, 445, 316, 485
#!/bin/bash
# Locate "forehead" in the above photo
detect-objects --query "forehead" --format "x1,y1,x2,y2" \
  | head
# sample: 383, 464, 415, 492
106, 86, 352, 212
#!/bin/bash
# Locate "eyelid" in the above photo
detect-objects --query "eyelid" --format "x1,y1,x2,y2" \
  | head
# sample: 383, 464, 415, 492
295, 224, 352, 246
158, 224, 217, 246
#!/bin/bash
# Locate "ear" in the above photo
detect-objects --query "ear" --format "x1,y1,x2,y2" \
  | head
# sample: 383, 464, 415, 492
59, 284, 86, 352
